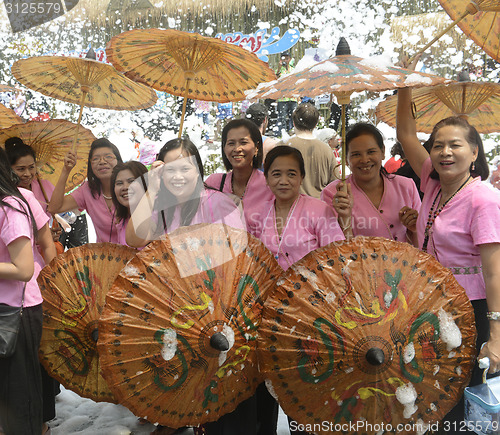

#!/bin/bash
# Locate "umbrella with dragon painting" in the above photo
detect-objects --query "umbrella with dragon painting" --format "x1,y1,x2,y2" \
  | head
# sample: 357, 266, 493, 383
97, 223, 280, 427
258, 237, 476, 434
37, 243, 136, 403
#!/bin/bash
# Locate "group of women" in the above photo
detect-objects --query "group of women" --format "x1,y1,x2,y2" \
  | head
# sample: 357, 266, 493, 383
1, 84, 499, 435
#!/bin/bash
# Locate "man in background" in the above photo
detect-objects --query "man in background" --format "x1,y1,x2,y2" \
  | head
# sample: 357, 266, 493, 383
245, 103, 278, 163
279, 103, 338, 198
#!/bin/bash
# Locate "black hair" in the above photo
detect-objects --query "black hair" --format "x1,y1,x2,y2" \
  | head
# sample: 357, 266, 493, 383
111, 161, 148, 224
155, 137, 205, 231
264, 145, 306, 178
4, 136, 36, 166
427, 117, 489, 181
245, 103, 268, 128
0, 148, 37, 237
345, 122, 391, 179
87, 138, 123, 199
221, 119, 263, 170
292, 103, 319, 131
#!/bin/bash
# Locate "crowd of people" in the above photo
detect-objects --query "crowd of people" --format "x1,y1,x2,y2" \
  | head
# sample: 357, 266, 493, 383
1, 82, 499, 435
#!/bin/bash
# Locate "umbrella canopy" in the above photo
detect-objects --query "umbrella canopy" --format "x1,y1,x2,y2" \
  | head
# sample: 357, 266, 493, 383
0, 104, 23, 129
0, 119, 95, 192
248, 38, 448, 179
37, 243, 137, 403
11, 50, 158, 150
11, 53, 158, 111
98, 223, 281, 427
375, 77, 500, 134
106, 28, 276, 135
258, 237, 476, 435
438, 0, 500, 63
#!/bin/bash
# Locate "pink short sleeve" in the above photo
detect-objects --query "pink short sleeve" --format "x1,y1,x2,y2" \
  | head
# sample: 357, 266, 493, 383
71, 181, 88, 210
0, 197, 32, 246
470, 186, 500, 246
419, 158, 434, 194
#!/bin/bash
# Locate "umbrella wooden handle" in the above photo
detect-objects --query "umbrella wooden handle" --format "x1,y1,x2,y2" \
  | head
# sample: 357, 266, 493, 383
71, 90, 88, 152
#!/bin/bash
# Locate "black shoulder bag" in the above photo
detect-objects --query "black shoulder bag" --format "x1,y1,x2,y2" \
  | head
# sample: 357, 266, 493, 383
0, 283, 26, 358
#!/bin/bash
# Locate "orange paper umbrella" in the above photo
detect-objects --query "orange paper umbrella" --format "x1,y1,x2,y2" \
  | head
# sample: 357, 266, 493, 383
98, 223, 281, 427
0, 103, 23, 129
376, 75, 500, 134
258, 238, 476, 435
37, 243, 136, 403
248, 38, 448, 180
11, 49, 157, 150
0, 119, 95, 192
106, 29, 276, 136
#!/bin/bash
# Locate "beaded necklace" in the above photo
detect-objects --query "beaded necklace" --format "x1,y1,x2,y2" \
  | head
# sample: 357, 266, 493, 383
422, 175, 471, 252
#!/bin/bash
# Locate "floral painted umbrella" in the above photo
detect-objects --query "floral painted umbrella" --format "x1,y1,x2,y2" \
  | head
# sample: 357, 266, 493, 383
106, 28, 276, 136
258, 237, 476, 434
247, 38, 448, 180
376, 75, 500, 134
11, 48, 157, 150
37, 243, 136, 403
98, 223, 281, 427
0, 119, 95, 192
0, 103, 23, 129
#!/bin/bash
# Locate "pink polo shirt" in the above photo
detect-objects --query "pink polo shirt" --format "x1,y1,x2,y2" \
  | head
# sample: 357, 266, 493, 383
71, 181, 118, 243
321, 174, 421, 242
205, 169, 274, 229
161, 189, 245, 234
248, 194, 345, 270
417, 158, 500, 300
0, 191, 47, 307
31, 178, 55, 218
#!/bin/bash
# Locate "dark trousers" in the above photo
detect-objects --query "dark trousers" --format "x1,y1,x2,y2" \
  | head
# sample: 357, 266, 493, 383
0, 304, 43, 435
440, 299, 489, 435
277, 101, 297, 136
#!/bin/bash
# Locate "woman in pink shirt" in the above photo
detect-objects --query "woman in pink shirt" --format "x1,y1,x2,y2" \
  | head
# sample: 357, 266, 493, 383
126, 137, 243, 249
321, 123, 420, 244
0, 149, 47, 435
110, 161, 148, 247
397, 87, 500, 433
246, 145, 344, 435
49, 138, 123, 243
205, 118, 274, 228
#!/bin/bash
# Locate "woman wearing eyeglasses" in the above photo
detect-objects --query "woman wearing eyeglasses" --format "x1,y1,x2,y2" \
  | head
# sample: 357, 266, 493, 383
48, 138, 123, 243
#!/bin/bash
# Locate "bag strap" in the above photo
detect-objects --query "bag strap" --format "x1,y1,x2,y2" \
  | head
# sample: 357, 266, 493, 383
19, 282, 26, 316
219, 173, 227, 192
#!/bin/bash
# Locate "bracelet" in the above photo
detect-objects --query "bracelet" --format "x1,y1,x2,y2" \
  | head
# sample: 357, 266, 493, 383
487, 312, 500, 321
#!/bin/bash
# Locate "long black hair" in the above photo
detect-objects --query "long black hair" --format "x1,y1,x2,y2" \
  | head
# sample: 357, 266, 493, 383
346, 122, 391, 179
87, 138, 123, 199
155, 137, 205, 232
111, 161, 148, 224
0, 148, 37, 237
427, 117, 489, 181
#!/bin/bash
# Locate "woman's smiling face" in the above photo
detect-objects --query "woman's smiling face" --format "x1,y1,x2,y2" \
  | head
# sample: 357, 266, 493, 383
224, 126, 258, 170
162, 148, 200, 201
12, 155, 36, 189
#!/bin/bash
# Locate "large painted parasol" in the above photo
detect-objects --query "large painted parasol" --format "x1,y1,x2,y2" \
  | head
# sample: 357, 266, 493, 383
106, 28, 276, 136
258, 237, 476, 434
11, 49, 158, 150
248, 38, 448, 180
98, 223, 281, 427
37, 243, 136, 403
376, 73, 500, 134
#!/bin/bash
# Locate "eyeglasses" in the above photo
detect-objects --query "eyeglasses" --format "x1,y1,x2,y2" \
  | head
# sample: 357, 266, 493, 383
91, 154, 117, 164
